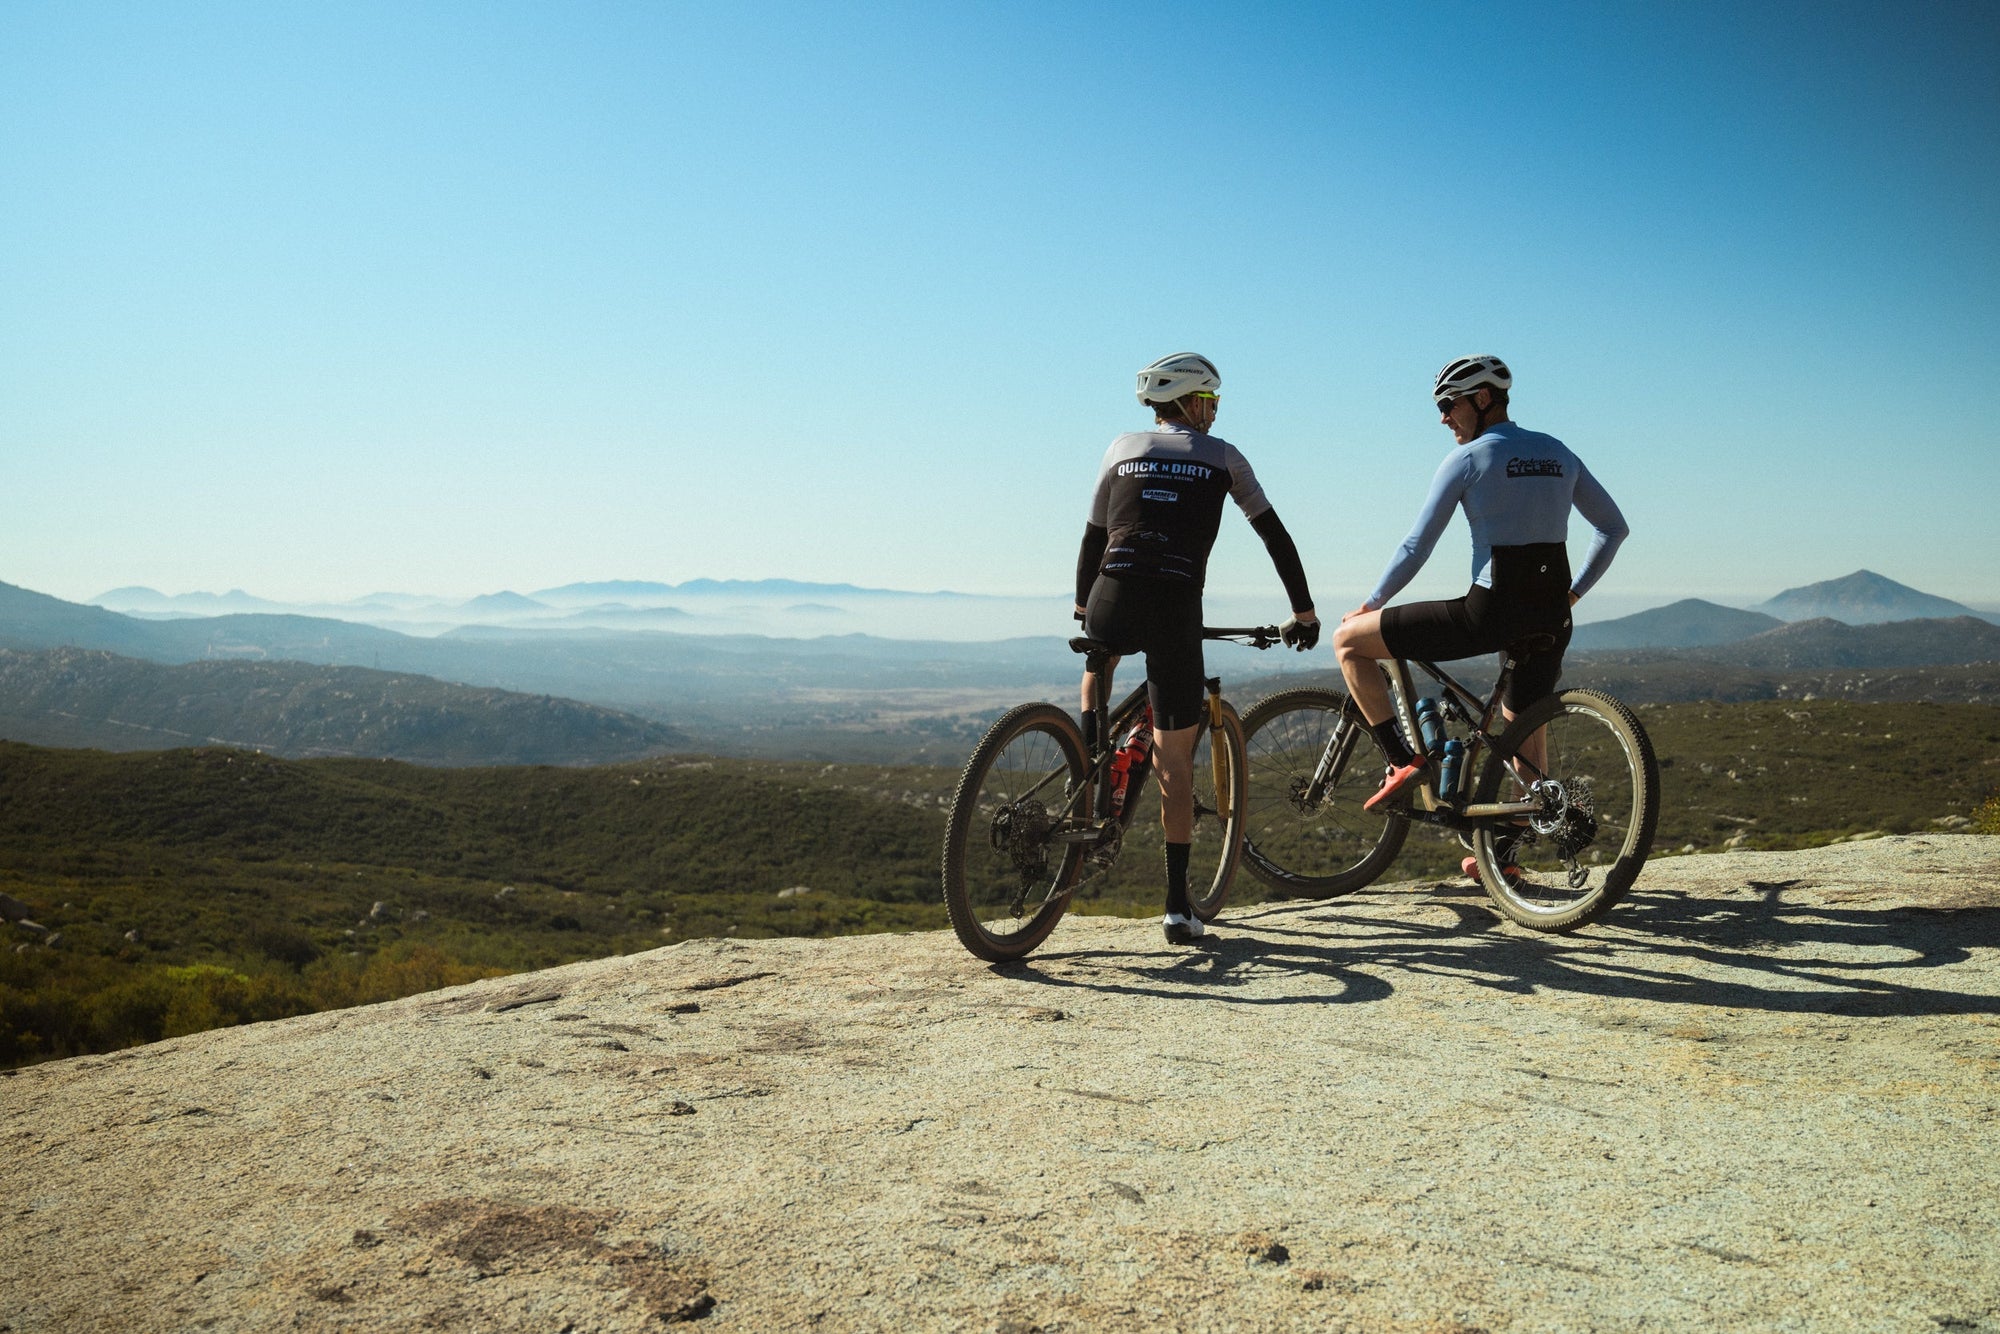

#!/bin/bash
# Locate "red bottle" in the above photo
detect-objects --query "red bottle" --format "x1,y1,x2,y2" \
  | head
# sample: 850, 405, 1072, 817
1108, 706, 1153, 819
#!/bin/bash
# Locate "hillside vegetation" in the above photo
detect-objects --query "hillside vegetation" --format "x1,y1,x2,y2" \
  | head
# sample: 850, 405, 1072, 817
0, 743, 945, 1067
0, 648, 687, 764
3, 696, 1996, 1067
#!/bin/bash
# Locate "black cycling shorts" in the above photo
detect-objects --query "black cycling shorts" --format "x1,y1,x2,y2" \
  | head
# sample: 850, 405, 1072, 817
1378, 543, 1574, 712
1082, 574, 1206, 730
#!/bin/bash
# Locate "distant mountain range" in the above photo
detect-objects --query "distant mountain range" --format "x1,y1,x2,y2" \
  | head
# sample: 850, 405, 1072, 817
90, 576, 1053, 641
1573, 571, 1994, 650
0, 647, 687, 764
1, 579, 1091, 759
4, 567, 1994, 765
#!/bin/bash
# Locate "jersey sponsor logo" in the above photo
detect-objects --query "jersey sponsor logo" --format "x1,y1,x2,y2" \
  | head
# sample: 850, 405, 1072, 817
1117, 460, 1216, 481
1506, 457, 1565, 478
1141, 488, 1179, 502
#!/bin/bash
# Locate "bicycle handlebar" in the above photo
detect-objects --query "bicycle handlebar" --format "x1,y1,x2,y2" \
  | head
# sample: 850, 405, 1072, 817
1203, 624, 1283, 649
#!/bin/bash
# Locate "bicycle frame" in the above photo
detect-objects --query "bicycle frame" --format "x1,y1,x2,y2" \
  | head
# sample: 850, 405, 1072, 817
1310, 652, 1554, 836
939, 624, 1275, 959
1053, 626, 1276, 858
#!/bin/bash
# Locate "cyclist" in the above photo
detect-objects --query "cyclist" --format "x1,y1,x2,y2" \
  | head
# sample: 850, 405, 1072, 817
1075, 352, 1319, 944
1331, 355, 1629, 872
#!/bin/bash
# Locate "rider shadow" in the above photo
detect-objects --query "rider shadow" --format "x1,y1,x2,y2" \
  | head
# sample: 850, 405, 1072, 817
998, 876, 2000, 1021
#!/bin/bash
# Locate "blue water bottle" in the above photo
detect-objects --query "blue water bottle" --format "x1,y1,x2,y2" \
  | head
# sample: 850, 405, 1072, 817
1437, 738, 1465, 802
1414, 698, 1444, 757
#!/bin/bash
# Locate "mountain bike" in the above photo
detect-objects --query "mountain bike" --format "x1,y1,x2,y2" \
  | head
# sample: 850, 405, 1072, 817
1239, 636, 1660, 931
940, 626, 1280, 962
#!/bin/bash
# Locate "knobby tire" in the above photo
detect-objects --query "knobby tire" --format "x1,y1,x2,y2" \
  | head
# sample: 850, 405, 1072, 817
941, 703, 1088, 961
1469, 687, 1660, 932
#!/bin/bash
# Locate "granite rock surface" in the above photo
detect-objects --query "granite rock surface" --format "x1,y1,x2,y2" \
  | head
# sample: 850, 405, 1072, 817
6, 836, 2000, 1332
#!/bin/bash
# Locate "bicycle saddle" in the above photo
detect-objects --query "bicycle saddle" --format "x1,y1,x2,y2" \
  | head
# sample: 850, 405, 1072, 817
1508, 631, 1560, 655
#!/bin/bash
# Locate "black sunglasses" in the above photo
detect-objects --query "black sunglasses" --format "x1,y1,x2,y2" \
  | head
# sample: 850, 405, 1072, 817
1436, 396, 1460, 414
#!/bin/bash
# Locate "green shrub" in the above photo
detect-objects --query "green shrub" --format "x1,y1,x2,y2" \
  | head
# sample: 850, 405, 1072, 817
88, 962, 312, 1045
1977, 791, 2000, 835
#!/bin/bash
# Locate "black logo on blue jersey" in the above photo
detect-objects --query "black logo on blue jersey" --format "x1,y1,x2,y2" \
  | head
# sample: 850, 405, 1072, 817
1506, 457, 1565, 478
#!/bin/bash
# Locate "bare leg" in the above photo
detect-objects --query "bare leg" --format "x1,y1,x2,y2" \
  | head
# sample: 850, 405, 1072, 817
1151, 722, 1198, 843
1079, 655, 1120, 722
1332, 612, 1395, 725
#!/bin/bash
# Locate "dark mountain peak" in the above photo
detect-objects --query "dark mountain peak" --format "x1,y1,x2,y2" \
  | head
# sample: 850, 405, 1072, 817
1570, 598, 1782, 651
1760, 571, 1970, 624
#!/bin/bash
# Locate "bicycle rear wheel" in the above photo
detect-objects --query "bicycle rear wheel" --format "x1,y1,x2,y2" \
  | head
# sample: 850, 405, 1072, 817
1469, 688, 1659, 932
1239, 688, 1408, 896
941, 703, 1089, 961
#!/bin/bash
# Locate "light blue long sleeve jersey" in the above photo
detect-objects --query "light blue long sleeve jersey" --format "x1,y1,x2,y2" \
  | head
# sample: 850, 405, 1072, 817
1365, 422, 1629, 610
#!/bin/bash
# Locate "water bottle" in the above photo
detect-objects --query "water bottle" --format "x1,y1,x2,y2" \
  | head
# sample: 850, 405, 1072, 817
1437, 738, 1465, 802
1109, 707, 1153, 819
1414, 698, 1444, 757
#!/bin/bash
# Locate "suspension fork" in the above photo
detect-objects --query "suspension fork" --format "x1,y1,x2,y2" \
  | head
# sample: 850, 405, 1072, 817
1303, 696, 1366, 803
1205, 676, 1233, 822
1306, 660, 1416, 803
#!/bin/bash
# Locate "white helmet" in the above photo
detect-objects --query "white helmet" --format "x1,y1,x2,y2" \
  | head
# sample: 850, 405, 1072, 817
1433, 354, 1512, 406
1136, 352, 1220, 405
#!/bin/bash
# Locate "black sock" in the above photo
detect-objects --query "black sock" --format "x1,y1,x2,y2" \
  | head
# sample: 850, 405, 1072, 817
1370, 720, 1416, 768
1164, 842, 1191, 916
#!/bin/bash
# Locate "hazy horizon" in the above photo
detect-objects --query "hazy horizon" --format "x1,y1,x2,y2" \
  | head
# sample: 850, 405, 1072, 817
47, 567, 1996, 645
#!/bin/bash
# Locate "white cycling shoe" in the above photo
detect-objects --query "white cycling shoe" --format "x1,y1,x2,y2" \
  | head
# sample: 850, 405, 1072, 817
1161, 911, 1206, 945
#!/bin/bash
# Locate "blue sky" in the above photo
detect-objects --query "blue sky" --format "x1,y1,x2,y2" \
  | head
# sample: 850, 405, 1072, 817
4, 0, 1996, 622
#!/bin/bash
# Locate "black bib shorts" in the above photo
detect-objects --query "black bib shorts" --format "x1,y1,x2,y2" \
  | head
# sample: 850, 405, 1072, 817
1082, 574, 1206, 731
1377, 543, 1574, 712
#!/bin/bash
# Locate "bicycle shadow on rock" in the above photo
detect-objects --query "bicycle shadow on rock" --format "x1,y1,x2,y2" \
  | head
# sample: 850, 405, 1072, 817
999, 875, 2000, 1022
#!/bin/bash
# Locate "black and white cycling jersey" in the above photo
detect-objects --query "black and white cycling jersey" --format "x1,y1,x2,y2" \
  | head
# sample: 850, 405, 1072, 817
1084, 423, 1273, 589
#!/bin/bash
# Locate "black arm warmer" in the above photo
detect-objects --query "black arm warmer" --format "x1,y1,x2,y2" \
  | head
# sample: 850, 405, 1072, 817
1074, 522, 1108, 607
1250, 508, 1315, 614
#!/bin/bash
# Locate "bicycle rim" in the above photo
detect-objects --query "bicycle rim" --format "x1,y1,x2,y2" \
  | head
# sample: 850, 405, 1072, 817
1240, 688, 1409, 896
1471, 688, 1660, 932
1187, 699, 1247, 922
941, 703, 1089, 961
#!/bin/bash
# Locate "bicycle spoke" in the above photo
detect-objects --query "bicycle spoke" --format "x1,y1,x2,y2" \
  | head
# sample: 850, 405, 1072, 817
1240, 689, 1407, 896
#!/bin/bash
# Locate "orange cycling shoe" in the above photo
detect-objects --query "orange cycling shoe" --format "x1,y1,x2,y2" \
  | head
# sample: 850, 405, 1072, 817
1362, 760, 1428, 812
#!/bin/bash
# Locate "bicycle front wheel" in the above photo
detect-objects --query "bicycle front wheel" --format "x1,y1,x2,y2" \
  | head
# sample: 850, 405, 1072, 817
1186, 698, 1248, 923
1239, 688, 1408, 896
941, 702, 1089, 961
1469, 688, 1660, 932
